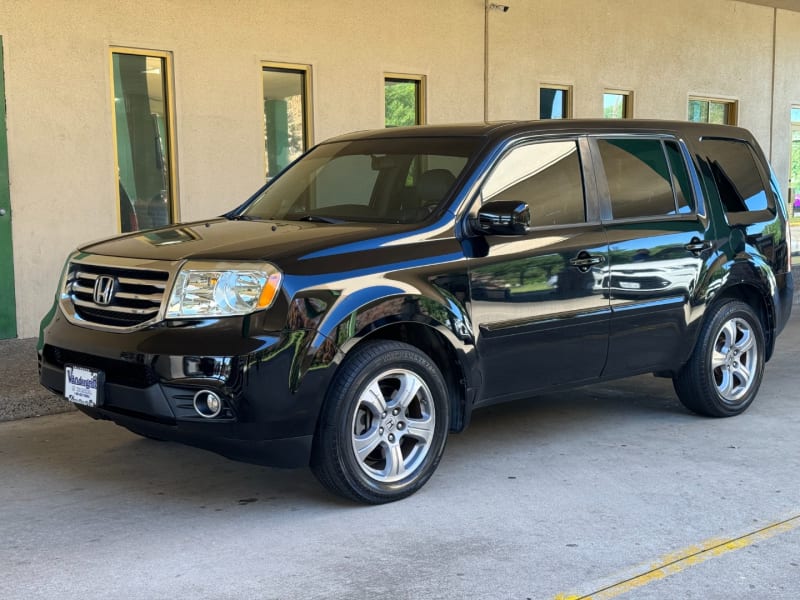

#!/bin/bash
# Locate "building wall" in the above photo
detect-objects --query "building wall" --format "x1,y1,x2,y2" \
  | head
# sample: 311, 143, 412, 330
0, 0, 797, 337
772, 8, 800, 193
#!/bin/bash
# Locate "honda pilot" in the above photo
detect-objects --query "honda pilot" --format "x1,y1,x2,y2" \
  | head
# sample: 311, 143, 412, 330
39, 120, 793, 503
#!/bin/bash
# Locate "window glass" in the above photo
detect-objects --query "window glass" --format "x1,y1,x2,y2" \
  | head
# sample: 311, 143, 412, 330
112, 51, 175, 233
242, 137, 477, 223
665, 141, 694, 213
314, 155, 379, 208
688, 98, 736, 125
481, 141, 585, 226
263, 66, 309, 178
539, 87, 570, 120
790, 106, 800, 218
598, 139, 677, 219
603, 92, 631, 119
385, 77, 423, 127
699, 139, 772, 212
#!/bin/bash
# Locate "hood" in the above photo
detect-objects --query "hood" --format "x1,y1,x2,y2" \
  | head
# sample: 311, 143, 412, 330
80, 218, 413, 264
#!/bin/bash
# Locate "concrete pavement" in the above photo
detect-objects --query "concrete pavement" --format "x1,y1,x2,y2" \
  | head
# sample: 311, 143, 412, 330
1, 312, 799, 599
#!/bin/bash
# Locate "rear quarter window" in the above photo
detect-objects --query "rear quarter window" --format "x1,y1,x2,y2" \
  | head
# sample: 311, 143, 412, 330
698, 138, 774, 215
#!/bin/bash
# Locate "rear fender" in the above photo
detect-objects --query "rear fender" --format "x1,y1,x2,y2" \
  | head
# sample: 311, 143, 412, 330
706, 255, 778, 359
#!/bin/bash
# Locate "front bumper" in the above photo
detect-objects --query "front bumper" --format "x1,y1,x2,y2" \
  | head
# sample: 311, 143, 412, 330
39, 309, 337, 468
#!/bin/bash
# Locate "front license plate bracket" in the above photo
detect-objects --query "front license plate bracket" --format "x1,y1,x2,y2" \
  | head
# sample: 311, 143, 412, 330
64, 364, 105, 407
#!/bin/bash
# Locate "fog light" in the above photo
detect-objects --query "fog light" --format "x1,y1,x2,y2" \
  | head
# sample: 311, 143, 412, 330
193, 390, 223, 418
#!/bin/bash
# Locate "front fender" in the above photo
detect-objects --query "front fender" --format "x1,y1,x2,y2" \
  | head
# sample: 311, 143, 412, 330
286, 283, 477, 390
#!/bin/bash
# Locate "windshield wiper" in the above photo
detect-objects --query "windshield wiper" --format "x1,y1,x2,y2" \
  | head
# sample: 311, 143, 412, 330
226, 214, 257, 221
294, 215, 345, 224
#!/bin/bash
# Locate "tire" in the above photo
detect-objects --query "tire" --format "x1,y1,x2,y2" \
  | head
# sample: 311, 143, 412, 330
311, 340, 449, 504
673, 300, 765, 417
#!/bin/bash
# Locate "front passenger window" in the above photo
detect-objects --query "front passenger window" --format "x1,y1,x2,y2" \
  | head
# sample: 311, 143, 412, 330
481, 140, 586, 227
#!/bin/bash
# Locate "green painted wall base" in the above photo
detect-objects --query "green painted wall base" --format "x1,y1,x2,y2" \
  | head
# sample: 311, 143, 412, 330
0, 36, 18, 339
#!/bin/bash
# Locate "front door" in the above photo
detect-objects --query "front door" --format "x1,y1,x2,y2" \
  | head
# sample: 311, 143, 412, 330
468, 138, 610, 403
0, 36, 16, 339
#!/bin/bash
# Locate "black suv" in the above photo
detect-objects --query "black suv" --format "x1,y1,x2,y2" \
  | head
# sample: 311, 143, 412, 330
39, 120, 793, 503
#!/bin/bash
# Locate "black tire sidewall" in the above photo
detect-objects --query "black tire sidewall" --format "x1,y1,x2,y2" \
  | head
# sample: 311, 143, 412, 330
326, 341, 449, 502
698, 301, 765, 416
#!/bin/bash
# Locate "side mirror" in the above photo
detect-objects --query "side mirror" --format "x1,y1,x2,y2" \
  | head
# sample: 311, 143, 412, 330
476, 200, 530, 235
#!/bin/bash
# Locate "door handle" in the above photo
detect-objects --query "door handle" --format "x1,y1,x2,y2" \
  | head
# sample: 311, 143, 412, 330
569, 252, 605, 272
0, 208, 6, 216
684, 238, 712, 254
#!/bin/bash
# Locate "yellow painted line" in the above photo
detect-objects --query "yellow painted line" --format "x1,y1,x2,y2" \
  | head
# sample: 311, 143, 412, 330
554, 513, 800, 600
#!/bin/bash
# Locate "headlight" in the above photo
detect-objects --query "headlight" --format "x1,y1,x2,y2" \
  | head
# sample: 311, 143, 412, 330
166, 261, 282, 318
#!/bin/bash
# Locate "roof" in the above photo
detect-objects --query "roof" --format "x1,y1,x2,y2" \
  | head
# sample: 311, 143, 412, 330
323, 119, 754, 145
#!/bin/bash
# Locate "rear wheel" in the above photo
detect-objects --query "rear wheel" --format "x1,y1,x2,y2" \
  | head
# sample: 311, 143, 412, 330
311, 340, 449, 504
673, 300, 765, 417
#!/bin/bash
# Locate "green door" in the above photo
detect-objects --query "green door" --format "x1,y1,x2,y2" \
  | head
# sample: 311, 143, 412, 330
0, 36, 17, 339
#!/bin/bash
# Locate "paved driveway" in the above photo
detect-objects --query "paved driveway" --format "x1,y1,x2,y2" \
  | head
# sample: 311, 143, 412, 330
2, 314, 799, 600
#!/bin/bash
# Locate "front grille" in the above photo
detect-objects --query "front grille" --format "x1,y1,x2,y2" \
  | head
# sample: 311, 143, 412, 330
65, 262, 170, 329
44, 345, 159, 388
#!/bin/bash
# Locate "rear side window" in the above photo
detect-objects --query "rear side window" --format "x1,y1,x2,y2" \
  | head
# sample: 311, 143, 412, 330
481, 140, 585, 227
699, 139, 773, 213
597, 138, 691, 219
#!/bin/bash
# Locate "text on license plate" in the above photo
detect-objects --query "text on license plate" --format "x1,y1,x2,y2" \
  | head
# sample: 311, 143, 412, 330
65, 365, 102, 407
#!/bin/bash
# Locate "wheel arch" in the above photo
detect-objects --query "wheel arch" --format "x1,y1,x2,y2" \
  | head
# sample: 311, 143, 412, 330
307, 293, 478, 434
706, 266, 776, 361
355, 320, 472, 433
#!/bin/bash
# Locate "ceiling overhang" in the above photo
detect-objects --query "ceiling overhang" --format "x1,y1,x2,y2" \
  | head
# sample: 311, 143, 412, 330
739, 0, 800, 11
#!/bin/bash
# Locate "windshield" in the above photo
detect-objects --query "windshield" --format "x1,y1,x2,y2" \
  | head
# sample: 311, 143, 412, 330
239, 137, 481, 223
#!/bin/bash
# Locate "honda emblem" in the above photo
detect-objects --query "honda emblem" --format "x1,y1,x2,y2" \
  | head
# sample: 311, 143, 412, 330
93, 275, 117, 305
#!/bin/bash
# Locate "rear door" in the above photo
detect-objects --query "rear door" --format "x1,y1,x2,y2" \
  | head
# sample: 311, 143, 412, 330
468, 137, 610, 403
592, 135, 711, 377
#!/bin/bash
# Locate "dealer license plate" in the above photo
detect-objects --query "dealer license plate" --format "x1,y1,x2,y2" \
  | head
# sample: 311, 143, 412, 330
64, 365, 103, 407
619, 281, 641, 290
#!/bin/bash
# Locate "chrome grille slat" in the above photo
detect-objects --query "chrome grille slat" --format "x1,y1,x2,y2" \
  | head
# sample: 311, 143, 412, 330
113, 291, 164, 302
72, 298, 160, 315
117, 276, 167, 289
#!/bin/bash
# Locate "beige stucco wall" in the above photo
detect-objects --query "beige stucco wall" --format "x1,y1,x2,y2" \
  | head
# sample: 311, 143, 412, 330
772, 8, 800, 197
0, 0, 797, 337
488, 0, 775, 139
0, 0, 484, 337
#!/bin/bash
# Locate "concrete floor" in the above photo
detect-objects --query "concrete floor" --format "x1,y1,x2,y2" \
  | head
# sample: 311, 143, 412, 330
2, 315, 800, 599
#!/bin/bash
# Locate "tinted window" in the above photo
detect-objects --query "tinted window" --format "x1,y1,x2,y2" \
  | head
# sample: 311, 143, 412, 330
598, 138, 678, 219
481, 140, 585, 227
665, 141, 694, 213
241, 138, 477, 223
314, 155, 378, 208
699, 139, 772, 212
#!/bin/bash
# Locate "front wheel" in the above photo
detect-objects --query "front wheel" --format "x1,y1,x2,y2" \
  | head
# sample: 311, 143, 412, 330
311, 340, 449, 504
673, 300, 765, 417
